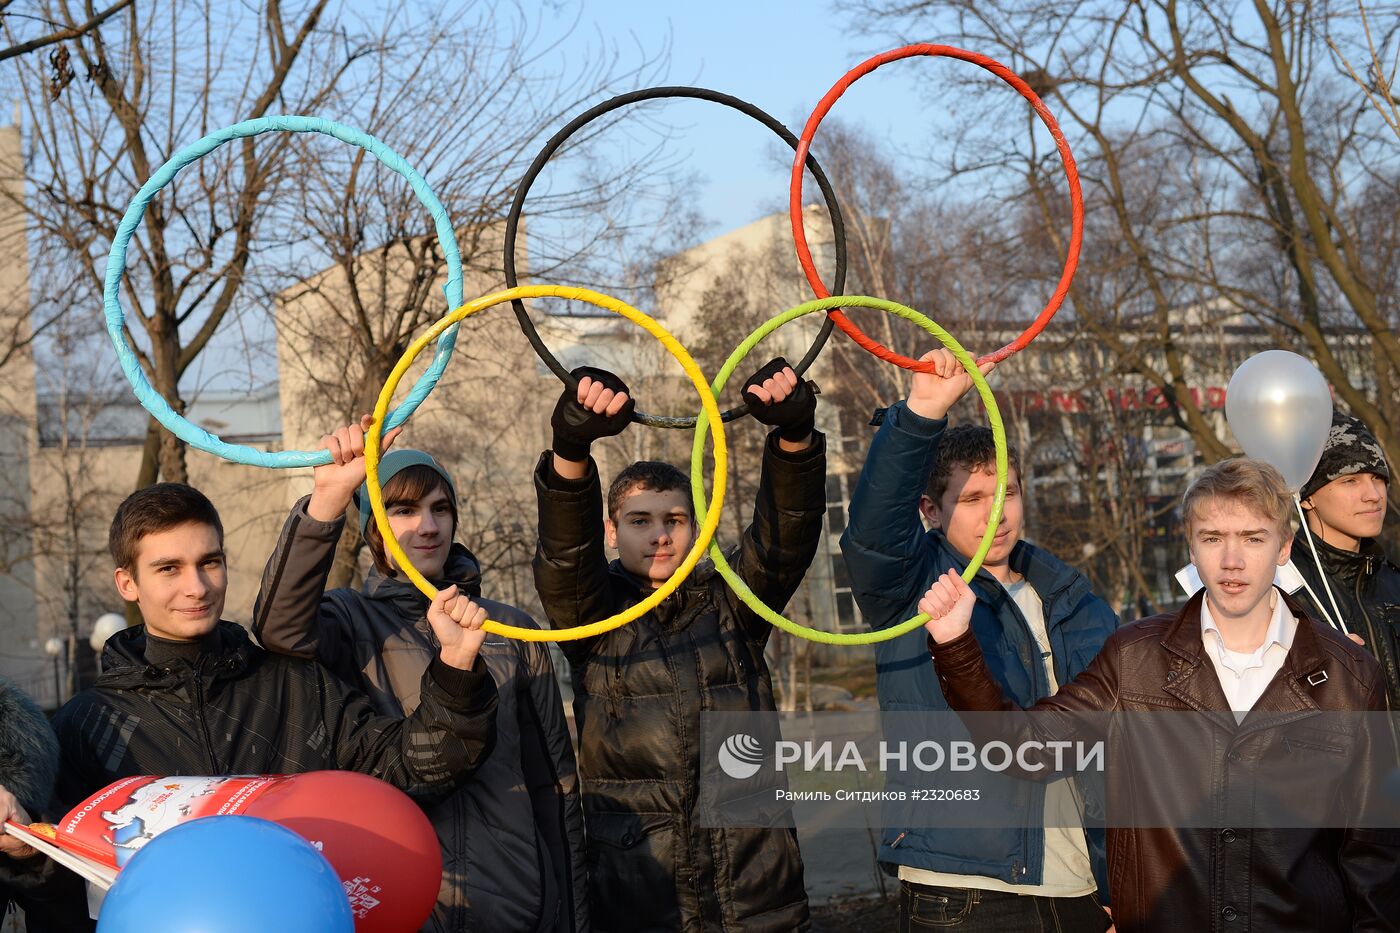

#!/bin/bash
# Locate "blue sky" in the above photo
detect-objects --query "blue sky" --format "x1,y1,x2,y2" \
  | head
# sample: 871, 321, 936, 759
565, 0, 944, 233
173, 1, 992, 391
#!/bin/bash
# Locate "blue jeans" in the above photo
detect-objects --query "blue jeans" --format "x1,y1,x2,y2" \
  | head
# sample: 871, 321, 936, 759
898, 882, 1111, 932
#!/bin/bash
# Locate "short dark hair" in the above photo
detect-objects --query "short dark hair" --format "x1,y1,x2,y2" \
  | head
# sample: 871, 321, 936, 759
924, 424, 1022, 504
607, 461, 693, 519
109, 483, 224, 571
364, 464, 459, 576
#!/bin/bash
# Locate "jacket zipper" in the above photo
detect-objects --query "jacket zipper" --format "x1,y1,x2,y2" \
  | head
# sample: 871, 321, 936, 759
193, 663, 220, 773
1002, 581, 1047, 887
1354, 564, 1396, 684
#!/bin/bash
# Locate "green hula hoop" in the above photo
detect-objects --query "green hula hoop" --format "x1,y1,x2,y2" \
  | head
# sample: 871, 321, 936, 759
690, 295, 1006, 646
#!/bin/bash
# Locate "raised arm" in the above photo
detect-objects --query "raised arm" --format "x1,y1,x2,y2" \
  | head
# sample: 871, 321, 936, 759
533, 368, 634, 663
921, 569, 1118, 777
722, 359, 826, 645
839, 349, 996, 628
253, 415, 399, 670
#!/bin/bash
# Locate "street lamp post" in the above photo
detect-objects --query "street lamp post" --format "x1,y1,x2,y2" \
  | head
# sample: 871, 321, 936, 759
44, 636, 64, 708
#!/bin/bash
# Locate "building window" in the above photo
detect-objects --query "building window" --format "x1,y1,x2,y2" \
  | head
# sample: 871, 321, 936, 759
834, 589, 861, 632
830, 553, 851, 590
825, 472, 849, 536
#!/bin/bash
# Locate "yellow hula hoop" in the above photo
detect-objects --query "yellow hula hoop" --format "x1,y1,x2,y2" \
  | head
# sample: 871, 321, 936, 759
364, 284, 728, 642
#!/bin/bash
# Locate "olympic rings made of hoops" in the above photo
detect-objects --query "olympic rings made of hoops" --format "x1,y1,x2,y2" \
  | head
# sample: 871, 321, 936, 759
503, 86, 849, 429
690, 295, 1007, 646
790, 45, 1083, 371
365, 284, 728, 642
103, 115, 466, 468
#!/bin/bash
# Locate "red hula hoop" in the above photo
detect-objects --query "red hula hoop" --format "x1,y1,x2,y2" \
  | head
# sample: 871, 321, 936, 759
790, 44, 1083, 369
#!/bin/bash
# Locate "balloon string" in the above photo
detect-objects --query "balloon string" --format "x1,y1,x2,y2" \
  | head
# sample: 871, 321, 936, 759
1294, 495, 1349, 635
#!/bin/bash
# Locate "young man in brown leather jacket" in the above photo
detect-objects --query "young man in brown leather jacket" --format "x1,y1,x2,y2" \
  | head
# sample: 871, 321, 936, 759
920, 458, 1400, 932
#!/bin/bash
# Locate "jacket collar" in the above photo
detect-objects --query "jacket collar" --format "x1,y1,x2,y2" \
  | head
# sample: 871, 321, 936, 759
1292, 525, 1385, 586
1199, 591, 1297, 663
97, 620, 253, 689
1010, 541, 1094, 625
608, 555, 717, 596
1160, 590, 1331, 728
363, 543, 483, 618
926, 529, 1091, 627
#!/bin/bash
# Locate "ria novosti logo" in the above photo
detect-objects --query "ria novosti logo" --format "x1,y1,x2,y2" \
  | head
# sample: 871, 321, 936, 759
716, 733, 1105, 779
717, 733, 765, 779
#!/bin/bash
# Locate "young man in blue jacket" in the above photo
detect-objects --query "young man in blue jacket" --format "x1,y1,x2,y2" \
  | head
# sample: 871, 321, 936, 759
839, 349, 1117, 932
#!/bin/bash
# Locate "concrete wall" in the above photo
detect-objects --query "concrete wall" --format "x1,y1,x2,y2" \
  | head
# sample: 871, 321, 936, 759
0, 123, 41, 700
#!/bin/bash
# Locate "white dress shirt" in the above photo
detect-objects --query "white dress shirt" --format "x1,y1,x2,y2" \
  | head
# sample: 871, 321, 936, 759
1200, 589, 1298, 723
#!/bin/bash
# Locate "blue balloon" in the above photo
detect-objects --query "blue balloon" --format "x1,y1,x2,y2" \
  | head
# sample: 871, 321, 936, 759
97, 815, 353, 933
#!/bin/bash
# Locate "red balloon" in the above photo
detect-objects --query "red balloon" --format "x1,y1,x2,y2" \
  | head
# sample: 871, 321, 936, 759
244, 772, 441, 933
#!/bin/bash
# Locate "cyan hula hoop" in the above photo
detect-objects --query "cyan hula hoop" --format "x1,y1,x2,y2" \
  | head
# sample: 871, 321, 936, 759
103, 115, 465, 468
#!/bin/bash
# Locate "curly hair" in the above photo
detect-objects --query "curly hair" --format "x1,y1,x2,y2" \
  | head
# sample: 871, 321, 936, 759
924, 424, 1023, 503
607, 460, 694, 519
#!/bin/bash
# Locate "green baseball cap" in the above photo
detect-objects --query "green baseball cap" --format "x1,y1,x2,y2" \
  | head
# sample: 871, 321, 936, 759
354, 449, 457, 536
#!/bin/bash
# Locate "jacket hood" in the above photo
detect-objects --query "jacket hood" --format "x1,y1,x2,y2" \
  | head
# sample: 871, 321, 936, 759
362, 542, 483, 617
0, 677, 60, 813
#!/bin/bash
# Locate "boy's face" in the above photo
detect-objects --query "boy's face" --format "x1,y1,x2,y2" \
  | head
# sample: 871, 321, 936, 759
921, 465, 1023, 571
114, 522, 227, 642
384, 487, 455, 579
605, 486, 695, 588
1304, 472, 1388, 546
1187, 497, 1291, 623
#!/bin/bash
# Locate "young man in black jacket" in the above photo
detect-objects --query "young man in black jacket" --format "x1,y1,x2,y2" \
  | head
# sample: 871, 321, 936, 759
1293, 412, 1400, 709
533, 359, 825, 932
0, 482, 499, 931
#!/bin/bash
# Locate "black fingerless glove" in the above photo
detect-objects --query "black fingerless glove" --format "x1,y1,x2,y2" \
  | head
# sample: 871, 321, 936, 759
742, 357, 816, 442
551, 366, 635, 462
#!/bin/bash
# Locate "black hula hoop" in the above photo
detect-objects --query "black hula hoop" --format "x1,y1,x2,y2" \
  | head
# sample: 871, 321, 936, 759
503, 85, 848, 429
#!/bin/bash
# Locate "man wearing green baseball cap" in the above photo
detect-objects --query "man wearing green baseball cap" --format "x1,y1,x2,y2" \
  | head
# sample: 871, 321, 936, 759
253, 417, 586, 933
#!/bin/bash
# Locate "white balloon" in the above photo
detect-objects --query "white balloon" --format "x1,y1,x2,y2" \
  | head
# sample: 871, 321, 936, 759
1225, 351, 1332, 490
91, 613, 128, 652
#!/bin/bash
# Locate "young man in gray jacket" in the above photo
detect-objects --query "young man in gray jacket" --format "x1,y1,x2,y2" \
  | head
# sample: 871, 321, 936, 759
254, 417, 586, 933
